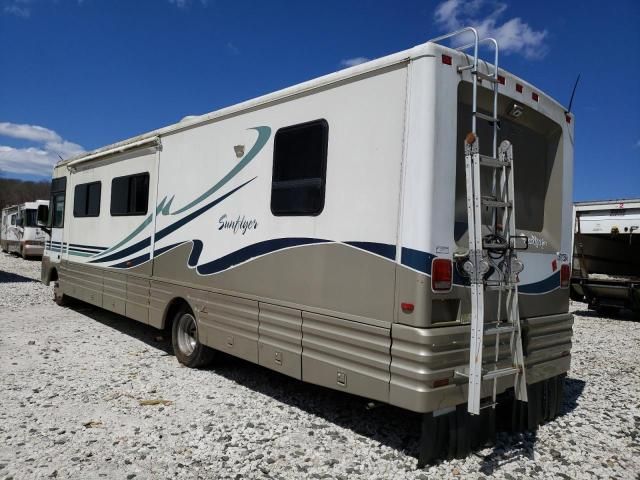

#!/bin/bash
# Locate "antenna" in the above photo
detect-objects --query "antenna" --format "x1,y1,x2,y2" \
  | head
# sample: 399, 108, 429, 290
57, 154, 64, 161
567, 74, 580, 113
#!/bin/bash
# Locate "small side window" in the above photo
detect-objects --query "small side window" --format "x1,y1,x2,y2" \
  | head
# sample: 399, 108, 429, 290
271, 119, 328, 216
49, 176, 68, 228
73, 181, 102, 217
111, 173, 149, 216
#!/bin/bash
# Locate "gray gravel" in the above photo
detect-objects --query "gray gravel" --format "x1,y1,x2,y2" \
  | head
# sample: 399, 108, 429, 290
1, 251, 639, 479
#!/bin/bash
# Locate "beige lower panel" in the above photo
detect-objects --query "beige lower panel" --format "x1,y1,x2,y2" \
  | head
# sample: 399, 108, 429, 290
196, 291, 259, 363
60, 262, 103, 307
126, 276, 150, 324
258, 303, 302, 380
302, 311, 391, 403
149, 281, 175, 329
103, 270, 126, 316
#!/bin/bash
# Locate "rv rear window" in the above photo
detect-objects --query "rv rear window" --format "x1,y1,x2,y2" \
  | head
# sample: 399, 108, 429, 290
73, 181, 102, 217
110, 173, 149, 216
271, 119, 328, 216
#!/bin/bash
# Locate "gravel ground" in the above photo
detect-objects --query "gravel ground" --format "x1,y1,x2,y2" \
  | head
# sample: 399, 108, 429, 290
1, 251, 639, 479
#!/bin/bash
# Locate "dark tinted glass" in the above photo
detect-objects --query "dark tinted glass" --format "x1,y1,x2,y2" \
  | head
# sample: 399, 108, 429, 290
111, 173, 149, 216
87, 182, 101, 216
24, 210, 37, 227
74, 182, 101, 217
271, 119, 328, 216
73, 184, 88, 216
53, 193, 65, 228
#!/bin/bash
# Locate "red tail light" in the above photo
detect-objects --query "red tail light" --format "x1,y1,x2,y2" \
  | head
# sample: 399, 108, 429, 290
516, 83, 523, 93
560, 264, 570, 288
442, 54, 452, 65
497, 75, 505, 85
432, 258, 453, 292
531, 92, 539, 102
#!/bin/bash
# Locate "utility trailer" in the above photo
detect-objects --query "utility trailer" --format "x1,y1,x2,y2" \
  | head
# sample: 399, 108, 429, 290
571, 199, 640, 315
37, 27, 574, 464
1, 201, 49, 258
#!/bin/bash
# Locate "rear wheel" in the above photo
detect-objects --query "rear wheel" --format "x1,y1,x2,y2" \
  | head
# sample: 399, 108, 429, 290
171, 306, 214, 368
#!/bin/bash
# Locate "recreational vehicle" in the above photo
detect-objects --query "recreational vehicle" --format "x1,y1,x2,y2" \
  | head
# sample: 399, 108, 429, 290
1, 200, 49, 258
571, 199, 640, 314
38, 28, 574, 463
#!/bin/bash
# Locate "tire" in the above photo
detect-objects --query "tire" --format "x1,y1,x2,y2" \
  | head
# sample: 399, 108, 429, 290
171, 306, 214, 368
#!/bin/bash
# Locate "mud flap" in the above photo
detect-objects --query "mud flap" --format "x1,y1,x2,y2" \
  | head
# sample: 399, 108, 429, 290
417, 374, 566, 467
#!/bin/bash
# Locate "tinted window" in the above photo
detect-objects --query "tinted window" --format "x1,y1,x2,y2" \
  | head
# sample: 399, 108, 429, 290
271, 119, 328, 216
74, 182, 101, 217
111, 173, 149, 216
25, 210, 37, 227
52, 193, 65, 228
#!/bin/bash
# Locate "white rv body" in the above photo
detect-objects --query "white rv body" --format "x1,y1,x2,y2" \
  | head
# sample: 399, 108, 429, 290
1, 200, 49, 257
40, 38, 574, 460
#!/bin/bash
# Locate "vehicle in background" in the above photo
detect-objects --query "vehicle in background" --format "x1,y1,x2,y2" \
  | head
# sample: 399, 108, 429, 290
1, 201, 49, 258
37, 27, 574, 464
571, 199, 640, 315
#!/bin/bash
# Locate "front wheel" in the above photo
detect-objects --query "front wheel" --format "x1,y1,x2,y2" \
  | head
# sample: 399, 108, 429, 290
171, 307, 214, 368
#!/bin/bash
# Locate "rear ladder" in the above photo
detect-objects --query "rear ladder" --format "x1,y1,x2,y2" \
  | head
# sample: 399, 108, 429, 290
429, 27, 528, 416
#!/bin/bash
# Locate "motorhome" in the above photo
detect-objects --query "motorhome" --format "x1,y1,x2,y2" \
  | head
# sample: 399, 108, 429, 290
38, 28, 574, 464
571, 199, 640, 314
1, 201, 49, 258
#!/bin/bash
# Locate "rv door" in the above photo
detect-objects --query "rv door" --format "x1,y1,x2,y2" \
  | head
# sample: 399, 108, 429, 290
49, 177, 68, 264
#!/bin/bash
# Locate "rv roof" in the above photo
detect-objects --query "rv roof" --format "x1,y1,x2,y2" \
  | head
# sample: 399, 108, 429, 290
575, 199, 640, 211
57, 39, 566, 169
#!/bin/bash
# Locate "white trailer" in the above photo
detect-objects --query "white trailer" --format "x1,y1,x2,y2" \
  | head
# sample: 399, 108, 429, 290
571, 199, 640, 314
1, 200, 49, 258
37, 28, 574, 464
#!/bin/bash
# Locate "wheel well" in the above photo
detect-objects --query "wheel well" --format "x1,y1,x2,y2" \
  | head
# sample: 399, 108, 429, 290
49, 267, 59, 282
163, 297, 192, 332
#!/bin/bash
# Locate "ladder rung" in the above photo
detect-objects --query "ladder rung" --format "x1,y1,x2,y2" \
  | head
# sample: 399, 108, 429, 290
479, 154, 510, 168
474, 112, 499, 123
481, 197, 512, 208
483, 367, 519, 381
474, 71, 498, 83
483, 241, 508, 250
457, 65, 474, 72
484, 325, 515, 336
479, 401, 497, 410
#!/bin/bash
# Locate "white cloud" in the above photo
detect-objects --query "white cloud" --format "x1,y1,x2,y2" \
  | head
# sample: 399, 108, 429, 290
433, 0, 548, 59
340, 57, 371, 68
3, 0, 31, 18
168, 0, 209, 8
0, 122, 84, 177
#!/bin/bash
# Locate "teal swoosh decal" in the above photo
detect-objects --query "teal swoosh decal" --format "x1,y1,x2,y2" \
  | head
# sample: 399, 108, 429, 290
91, 125, 270, 259
169, 126, 271, 215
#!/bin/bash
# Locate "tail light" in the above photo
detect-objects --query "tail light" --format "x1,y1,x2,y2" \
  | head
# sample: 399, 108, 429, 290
431, 258, 453, 292
441, 54, 452, 65
560, 264, 570, 288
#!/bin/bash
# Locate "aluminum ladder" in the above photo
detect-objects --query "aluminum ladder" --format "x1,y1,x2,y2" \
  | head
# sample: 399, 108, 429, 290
428, 27, 528, 416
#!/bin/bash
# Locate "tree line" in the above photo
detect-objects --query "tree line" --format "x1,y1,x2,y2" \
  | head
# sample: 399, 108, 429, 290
0, 177, 51, 212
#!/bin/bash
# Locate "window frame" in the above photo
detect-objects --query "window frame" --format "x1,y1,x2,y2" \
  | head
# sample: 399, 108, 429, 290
48, 176, 67, 229
270, 119, 329, 217
73, 181, 102, 218
110, 172, 150, 217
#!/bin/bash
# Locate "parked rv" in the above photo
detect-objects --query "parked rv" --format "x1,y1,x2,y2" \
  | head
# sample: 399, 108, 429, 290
37, 27, 574, 464
571, 199, 640, 315
1, 201, 49, 258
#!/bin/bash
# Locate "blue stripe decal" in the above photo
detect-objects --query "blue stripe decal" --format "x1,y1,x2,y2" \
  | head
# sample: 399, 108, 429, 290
197, 237, 330, 275
68, 243, 107, 251
401, 247, 436, 275
519, 271, 560, 294
345, 241, 396, 260
88, 237, 151, 264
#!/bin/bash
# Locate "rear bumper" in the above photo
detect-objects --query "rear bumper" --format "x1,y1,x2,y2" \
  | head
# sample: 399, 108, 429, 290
389, 312, 573, 413
23, 242, 45, 257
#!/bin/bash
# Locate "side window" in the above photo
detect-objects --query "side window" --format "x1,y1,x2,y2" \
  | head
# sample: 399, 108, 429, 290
271, 119, 328, 216
73, 181, 102, 217
10, 214, 16, 226
49, 176, 67, 228
111, 173, 149, 216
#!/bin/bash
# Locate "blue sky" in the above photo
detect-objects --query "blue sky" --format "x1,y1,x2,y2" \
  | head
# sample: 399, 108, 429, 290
0, 0, 638, 201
